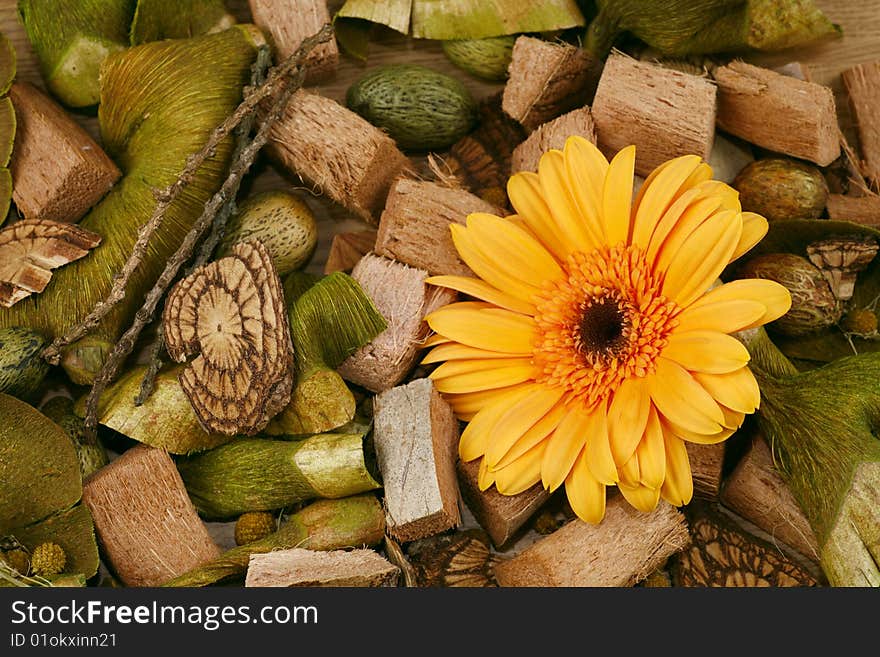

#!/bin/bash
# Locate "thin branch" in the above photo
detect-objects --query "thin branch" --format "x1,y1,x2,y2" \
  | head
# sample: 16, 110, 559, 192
81, 25, 334, 436
41, 24, 334, 365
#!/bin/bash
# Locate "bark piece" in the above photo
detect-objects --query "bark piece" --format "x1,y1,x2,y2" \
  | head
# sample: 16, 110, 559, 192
671, 503, 819, 587
266, 90, 412, 223
406, 529, 500, 587
245, 547, 398, 587
502, 36, 601, 133
163, 240, 294, 436
375, 179, 499, 277
338, 254, 456, 393
806, 235, 879, 301
493, 495, 690, 587
511, 106, 596, 174
713, 60, 839, 166
457, 457, 551, 548
372, 377, 461, 543
0, 218, 101, 308
687, 442, 726, 501
81, 444, 220, 587
842, 61, 880, 190
720, 434, 820, 564
248, 0, 338, 84
592, 51, 717, 177
8, 82, 120, 223
323, 229, 377, 274
826, 193, 880, 226
444, 93, 527, 208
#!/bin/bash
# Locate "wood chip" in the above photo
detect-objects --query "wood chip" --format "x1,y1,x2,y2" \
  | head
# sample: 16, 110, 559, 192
245, 547, 399, 587
406, 529, 500, 587
671, 503, 819, 587
713, 60, 840, 166
0, 218, 101, 307
842, 61, 880, 190
825, 193, 880, 226
511, 106, 597, 173
163, 240, 294, 436
687, 442, 726, 501
323, 229, 377, 275
592, 51, 717, 177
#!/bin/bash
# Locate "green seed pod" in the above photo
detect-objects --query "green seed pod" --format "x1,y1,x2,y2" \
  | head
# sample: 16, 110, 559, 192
0, 327, 50, 401
733, 158, 829, 223
738, 253, 841, 336
441, 35, 515, 81
0, 31, 15, 96
346, 64, 478, 151
41, 396, 109, 480
217, 190, 318, 276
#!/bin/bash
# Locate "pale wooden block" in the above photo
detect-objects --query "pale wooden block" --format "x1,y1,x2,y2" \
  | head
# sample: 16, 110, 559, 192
826, 193, 880, 226
714, 60, 840, 166
510, 106, 597, 174
592, 51, 717, 177
373, 378, 461, 543
493, 495, 690, 587
245, 547, 399, 587
842, 61, 880, 189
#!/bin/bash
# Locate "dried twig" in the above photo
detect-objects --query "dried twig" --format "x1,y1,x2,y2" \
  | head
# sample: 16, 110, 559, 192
135, 45, 273, 406
77, 24, 335, 436
41, 25, 333, 366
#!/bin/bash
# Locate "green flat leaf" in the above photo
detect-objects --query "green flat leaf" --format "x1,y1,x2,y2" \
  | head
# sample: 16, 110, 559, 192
130, 0, 236, 45
333, 16, 373, 61
0, 96, 15, 167
0, 32, 15, 96
13, 504, 99, 579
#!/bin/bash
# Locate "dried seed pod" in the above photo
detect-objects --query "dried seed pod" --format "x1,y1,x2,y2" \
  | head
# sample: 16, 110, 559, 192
737, 253, 841, 336
406, 529, 500, 587
732, 158, 829, 223
163, 240, 294, 436
0, 219, 101, 308
806, 235, 879, 301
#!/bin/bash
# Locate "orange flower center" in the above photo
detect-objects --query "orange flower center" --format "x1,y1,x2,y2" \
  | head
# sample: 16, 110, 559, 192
533, 244, 680, 408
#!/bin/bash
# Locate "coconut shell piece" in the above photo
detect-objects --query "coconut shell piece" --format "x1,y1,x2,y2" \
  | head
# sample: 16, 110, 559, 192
0, 219, 101, 308
163, 240, 294, 436
806, 235, 879, 301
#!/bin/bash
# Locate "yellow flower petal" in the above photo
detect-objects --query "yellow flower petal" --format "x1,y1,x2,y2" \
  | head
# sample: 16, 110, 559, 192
478, 456, 495, 491
495, 400, 567, 470
422, 342, 528, 365
565, 448, 607, 524
429, 357, 533, 379
432, 362, 537, 394
649, 358, 724, 434
661, 209, 742, 307
465, 213, 564, 288
584, 403, 618, 485
450, 223, 542, 304
730, 212, 768, 263
660, 434, 693, 507
675, 299, 766, 334
688, 279, 792, 330
693, 367, 760, 414
662, 415, 736, 445
563, 136, 608, 243
607, 376, 650, 467
619, 450, 641, 487
425, 275, 536, 316
601, 145, 636, 246
484, 386, 566, 469
422, 334, 451, 348
541, 405, 591, 492
459, 386, 535, 461
494, 442, 546, 495
426, 304, 536, 353
618, 481, 661, 514
507, 171, 570, 260
445, 384, 532, 418
661, 330, 751, 374
631, 155, 704, 249
539, 149, 603, 252
637, 408, 666, 490
647, 186, 723, 266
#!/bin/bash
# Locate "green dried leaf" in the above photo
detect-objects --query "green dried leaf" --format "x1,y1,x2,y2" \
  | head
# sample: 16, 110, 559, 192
0, 96, 15, 167
130, 0, 236, 45
0, 31, 16, 96
13, 504, 99, 579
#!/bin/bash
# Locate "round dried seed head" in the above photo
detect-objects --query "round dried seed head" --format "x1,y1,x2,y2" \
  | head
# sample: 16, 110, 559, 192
30, 542, 66, 576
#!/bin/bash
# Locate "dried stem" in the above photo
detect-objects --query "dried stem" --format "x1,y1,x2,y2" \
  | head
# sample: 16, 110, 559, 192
41, 24, 334, 366
78, 24, 334, 436
135, 45, 272, 406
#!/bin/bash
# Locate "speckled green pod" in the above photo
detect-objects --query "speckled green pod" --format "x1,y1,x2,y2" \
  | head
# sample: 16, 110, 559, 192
442, 35, 515, 81
733, 158, 829, 223
0, 327, 50, 401
217, 190, 318, 276
346, 64, 478, 151
41, 396, 109, 480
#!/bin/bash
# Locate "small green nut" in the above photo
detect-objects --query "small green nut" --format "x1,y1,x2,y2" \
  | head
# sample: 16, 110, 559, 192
218, 191, 318, 277
234, 511, 276, 546
738, 253, 841, 336
59, 336, 114, 386
1, 548, 31, 575
732, 158, 829, 223
30, 542, 66, 577
0, 327, 51, 402
441, 35, 515, 81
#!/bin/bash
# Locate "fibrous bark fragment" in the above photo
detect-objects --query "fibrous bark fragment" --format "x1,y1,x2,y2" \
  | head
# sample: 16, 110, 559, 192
0, 219, 101, 308
163, 239, 294, 435
323, 229, 377, 275
806, 235, 878, 301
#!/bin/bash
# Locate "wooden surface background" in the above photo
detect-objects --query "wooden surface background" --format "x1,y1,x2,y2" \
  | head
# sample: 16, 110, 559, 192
2, 0, 879, 276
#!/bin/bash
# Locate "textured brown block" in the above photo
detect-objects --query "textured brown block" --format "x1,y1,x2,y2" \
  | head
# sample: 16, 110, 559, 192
511, 106, 596, 174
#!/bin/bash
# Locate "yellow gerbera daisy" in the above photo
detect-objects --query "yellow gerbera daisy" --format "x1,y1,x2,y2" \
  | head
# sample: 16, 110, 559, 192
423, 137, 792, 524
